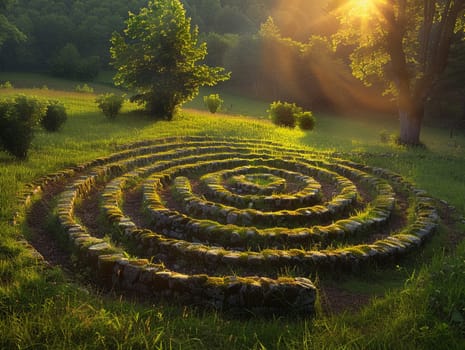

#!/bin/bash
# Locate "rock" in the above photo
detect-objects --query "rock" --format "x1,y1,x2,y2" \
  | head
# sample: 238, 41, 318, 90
227, 212, 238, 225
205, 249, 222, 265
230, 231, 242, 244
121, 263, 143, 286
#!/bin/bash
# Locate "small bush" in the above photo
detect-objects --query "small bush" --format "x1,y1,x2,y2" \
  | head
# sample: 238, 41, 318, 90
41, 101, 67, 132
379, 130, 400, 144
0, 95, 45, 159
96, 93, 124, 119
379, 129, 390, 143
0, 118, 35, 159
298, 111, 315, 130
75, 84, 94, 93
13, 95, 46, 122
268, 101, 302, 128
0, 81, 13, 89
203, 94, 223, 114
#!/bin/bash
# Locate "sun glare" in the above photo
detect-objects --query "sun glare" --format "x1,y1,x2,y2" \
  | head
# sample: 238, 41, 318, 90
348, 0, 379, 18
353, 0, 372, 12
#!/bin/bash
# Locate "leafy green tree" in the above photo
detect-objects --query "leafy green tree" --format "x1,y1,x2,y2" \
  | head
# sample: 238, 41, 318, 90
183, 0, 222, 32
447, 41, 465, 124
110, 0, 230, 119
34, 14, 73, 57
201, 32, 238, 67
332, 0, 465, 145
0, 0, 25, 48
214, 6, 254, 34
51, 43, 80, 78
184, 0, 275, 32
223, 35, 262, 93
51, 43, 100, 81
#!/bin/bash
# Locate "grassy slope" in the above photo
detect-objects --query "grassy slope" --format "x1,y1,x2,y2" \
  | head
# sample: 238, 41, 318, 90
1, 75, 465, 349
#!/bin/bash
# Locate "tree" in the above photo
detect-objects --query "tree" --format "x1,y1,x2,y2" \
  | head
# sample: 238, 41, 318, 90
51, 43, 81, 78
0, 0, 25, 48
214, 6, 255, 34
447, 41, 465, 125
201, 32, 238, 67
110, 0, 230, 119
332, 0, 465, 145
183, 0, 222, 32
51, 43, 100, 81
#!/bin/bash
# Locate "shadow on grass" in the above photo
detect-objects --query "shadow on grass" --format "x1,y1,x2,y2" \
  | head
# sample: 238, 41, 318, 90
0, 152, 27, 164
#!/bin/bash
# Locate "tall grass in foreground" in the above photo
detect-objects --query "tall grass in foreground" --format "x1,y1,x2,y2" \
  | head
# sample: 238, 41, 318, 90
0, 85, 465, 348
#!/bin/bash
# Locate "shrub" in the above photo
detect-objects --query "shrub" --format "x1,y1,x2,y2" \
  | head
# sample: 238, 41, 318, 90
0, 116, 35, 159
298, 111, 315, 130
0, 81, 13, 89
95, 93, 124, 119
379, 130, 400, 144
379, 129, 390, 143
13, 95, 46, 122
203, 94, 223, 114
268, 101, 302, 128
75, 84, 94, 93
0, 95, 45, 159
41, 101, 67, 132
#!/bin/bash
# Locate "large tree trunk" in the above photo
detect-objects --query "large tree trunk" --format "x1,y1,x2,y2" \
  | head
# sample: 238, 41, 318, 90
380, 0, 465, 146
399, 109, 423, 145
381, 0, 424, 145
398, 90, 424, 145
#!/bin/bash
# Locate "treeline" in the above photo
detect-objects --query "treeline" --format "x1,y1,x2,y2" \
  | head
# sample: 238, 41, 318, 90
0, 0, 274, 73
0, 0, 390, 111
0, 0, 147, 79
2, 0, 463, 117
202, 19, 390, 111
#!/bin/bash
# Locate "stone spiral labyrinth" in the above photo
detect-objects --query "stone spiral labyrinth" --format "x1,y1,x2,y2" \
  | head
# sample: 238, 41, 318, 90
22, 136, 439, 315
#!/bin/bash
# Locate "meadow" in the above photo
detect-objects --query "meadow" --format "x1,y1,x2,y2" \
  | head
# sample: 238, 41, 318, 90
1, 73, 465, 349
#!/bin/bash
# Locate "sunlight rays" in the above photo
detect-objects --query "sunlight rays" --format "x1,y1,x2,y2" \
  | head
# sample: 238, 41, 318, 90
341, 0, 386, 24
349, 0, 378, 18
331, 0, 386, 44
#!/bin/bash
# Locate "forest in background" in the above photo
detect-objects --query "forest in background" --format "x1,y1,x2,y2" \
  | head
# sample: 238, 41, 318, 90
1, 0, 464, 124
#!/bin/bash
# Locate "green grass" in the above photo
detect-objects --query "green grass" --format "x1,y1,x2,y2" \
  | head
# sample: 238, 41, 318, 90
1, 74, 465, 349
185, 86, 271, 118
0, 71, 121, 94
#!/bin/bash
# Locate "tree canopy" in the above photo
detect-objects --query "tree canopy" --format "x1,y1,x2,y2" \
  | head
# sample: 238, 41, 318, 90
332, 0, 465, 145
0, 0, 25, 48
0, 0, 276, 72
110, 0, 230, 119
2, 0, 465, 130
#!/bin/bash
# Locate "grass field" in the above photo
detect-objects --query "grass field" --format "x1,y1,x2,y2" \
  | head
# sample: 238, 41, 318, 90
1, 73, 465, 349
